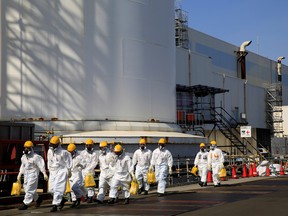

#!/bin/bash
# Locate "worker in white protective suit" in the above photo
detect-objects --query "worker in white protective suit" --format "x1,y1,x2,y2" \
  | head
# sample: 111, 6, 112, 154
194, 143, 209, 187
132, 138, 152, 195
150, 138, 173, 197
96, 141, 115, 204
80, 138, 98, 203
67, 143, 86, 208
47, 136, 73, 212
208, 140, 224, 187
108, 144, 135, 205
17, 141, 48, 210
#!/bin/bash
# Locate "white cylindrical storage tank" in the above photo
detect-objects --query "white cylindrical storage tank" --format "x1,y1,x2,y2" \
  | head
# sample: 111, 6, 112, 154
1, 0, 176, 124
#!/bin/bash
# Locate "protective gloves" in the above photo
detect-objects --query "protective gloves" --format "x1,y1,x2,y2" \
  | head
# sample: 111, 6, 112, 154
149, 165, 154, 172
68, 170, 72, 178
17, 173, 22, 182
130, 172, 136, 181
43, 173, 49, 181
207, 164, 212, 171
169, 167, 173, 175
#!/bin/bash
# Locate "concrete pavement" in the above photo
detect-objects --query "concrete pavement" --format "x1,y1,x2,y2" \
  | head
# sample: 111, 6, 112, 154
0, 175, 287, 216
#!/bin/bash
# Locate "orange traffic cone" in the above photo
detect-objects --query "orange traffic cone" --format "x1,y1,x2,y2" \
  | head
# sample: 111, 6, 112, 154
279, 162, 285, 176
231, 164, 238, 179
252, 163, 258, 177
248, 164, 253, 177
242, 163, 247, 178
266, 165, 271, 176
207, 170, 213, 183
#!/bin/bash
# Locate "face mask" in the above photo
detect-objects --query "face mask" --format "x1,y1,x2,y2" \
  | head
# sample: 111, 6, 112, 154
23, 149, 31, 155
140, 145, 146, 150
159, 145, 164, 150
200, 148, 205, 152
210, 145, 215, 150
49, 145, 58, 150
115, 151, 122, 156
86, 145, 93, 152
101, 147, 107, 154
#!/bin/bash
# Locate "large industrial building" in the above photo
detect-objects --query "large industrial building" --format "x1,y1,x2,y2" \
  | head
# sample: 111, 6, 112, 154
0, 0, 287, 163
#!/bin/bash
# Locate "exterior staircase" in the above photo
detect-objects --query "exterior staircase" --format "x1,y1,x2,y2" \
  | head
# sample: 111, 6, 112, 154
212, 107, 268, 160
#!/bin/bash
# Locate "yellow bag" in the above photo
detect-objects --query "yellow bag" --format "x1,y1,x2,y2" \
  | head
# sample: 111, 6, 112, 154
65, 180, 71, 193
191, 166, 198, 176
147, 170, 156, 184
129, 180, 139, 195
84, 172, 96, 188
219, 167, 227, 178
11, 181, 21, 196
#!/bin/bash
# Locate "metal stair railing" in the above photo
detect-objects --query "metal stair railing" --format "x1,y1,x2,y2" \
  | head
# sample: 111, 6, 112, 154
213, 107, 268, 161
212, 108, 248, 155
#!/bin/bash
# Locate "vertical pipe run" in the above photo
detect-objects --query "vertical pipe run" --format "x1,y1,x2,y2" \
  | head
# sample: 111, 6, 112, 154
240, 56, 246, 79
277, 60, 282, 82
277, 57, 285, 82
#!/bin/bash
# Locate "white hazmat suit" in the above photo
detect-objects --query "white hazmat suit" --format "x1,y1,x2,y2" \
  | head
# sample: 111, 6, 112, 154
18, 149, 47, 206
150, 146, 173, 195
69, 151, 86, 202
208, 145, 224, 186
48, 146, 72, 206
108, 151, 133, 201
132, 146, 152, 193
80, 147, 98, 200
194, 149, 209, 185
97, 149, 115, 202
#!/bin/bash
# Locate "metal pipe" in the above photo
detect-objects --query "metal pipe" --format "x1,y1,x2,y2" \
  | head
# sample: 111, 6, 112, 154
244, 79, 247, 117
240, 40, 252, 52
277, 56, 285, 82
188, 49, 191, 85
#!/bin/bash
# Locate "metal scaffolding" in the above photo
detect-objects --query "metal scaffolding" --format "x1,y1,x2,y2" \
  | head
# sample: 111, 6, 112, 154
266, 83, 284, 137
176, 84, 228, 136
175, 8, 189, 49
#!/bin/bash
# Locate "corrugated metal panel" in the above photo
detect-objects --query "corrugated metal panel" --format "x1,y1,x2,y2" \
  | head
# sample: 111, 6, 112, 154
0, 122, 34, 140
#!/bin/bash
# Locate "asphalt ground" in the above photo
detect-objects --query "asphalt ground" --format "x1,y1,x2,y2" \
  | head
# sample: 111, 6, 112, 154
0, 175, 287, 216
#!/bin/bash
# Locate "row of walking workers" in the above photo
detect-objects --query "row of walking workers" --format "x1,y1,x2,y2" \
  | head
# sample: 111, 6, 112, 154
16, 136, 174, 212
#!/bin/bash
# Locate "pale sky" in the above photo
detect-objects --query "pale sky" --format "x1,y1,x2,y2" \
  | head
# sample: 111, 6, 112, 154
181, 0, 288, 64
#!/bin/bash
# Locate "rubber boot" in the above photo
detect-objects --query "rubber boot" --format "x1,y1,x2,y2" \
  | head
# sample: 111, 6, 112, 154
36, 196, 43, 207
50, 205, 57, 212
124, 198, 129, 204
18, 203, 28, 210
107, 198, 115, 204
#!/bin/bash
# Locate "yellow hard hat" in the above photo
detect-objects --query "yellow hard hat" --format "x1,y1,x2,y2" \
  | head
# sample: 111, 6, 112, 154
139, 138, 146, 145
158, 138, 166, 144
24, 141, 33, 148
114, 144, 123, 153
200, 143, 205, 148
210, 140, 217, 145
85, 138, 94, 145
99, 141, 108, 148
67, 143, 76, 152
50, 136, 60, 145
